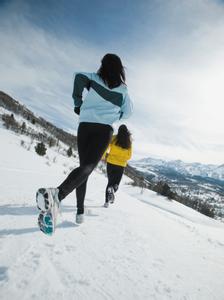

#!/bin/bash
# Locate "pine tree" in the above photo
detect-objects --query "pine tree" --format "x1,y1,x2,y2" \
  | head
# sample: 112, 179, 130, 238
67, 147, 73, 157
35, 142, 47, 156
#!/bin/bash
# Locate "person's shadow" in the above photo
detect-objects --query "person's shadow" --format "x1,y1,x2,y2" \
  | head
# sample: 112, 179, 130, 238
0, 204, 75, 216
0, 204, 78, 237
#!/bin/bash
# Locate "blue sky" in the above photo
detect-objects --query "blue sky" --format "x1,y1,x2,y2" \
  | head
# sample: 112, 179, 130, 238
0, 0, 153, 49
0, 0, 224, 164
23, 0, 146, 46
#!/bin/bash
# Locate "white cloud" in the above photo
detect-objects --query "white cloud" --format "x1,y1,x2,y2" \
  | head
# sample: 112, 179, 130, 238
125, 0, 224, 164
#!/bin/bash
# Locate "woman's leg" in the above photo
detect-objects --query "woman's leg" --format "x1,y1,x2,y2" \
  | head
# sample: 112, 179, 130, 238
58, 123, 113, 201
105, 163, 124, 203
75, 124, 89, 214
76, 180, 87, 214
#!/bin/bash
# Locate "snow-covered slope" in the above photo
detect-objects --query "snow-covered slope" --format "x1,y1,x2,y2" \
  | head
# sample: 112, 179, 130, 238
1, 126, 224, 300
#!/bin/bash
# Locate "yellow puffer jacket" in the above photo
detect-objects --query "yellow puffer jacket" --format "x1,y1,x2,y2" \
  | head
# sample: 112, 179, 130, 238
103, 136, 132, 167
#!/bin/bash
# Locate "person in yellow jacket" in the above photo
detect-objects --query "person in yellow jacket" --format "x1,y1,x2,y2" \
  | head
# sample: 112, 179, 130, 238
102, 124, 132, 207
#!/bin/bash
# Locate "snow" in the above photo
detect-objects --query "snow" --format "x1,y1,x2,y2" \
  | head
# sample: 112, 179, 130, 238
1, 126, 224, 300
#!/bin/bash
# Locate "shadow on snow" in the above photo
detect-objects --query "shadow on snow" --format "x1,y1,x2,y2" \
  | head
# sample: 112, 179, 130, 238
0, 220, 78, 237
0, 204, 76, 216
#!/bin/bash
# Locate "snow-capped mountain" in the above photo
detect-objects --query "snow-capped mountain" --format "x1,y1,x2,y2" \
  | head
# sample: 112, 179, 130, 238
131, 157, 224, 181
130, 157, 224, 221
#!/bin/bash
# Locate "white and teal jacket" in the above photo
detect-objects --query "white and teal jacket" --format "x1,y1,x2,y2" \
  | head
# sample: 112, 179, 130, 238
72, 72, 133, 126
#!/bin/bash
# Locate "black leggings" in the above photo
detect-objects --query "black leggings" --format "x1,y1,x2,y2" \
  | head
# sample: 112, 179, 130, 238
105, 163, 124, 202
58, 122, 113, 213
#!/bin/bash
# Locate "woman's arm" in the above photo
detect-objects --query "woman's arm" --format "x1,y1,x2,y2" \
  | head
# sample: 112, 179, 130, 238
72, 72, 92, 109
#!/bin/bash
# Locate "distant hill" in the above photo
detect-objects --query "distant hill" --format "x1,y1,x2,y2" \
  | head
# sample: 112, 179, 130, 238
130, 157, 224, 220
132, 157, 224, 181
0, 91, 77, 149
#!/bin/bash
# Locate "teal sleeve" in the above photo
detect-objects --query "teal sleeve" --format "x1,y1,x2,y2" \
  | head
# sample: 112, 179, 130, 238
72, 73, 92, 107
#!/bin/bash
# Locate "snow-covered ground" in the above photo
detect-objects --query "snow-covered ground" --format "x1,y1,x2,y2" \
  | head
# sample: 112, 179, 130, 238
1, 126, 224, 300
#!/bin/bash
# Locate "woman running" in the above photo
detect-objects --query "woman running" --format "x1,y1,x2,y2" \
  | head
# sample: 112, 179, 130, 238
103, 125, 132, 208
36, 53, 133, 234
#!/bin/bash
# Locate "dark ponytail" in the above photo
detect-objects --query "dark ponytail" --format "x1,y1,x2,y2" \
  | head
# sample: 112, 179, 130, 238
115, 125, 131, 149
97, 53, 126, 89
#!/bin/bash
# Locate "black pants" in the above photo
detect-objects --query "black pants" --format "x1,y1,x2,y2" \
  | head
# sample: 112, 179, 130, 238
105, 163, 124, 202
58, 122, 113, 213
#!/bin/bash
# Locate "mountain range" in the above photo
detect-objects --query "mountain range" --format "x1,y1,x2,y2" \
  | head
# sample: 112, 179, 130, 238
130, 157, 224, 220
131, 157, 224, 181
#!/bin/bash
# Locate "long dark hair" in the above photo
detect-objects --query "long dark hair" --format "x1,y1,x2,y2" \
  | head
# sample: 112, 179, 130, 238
97, 53, 126, 89
115, 125, 131, 149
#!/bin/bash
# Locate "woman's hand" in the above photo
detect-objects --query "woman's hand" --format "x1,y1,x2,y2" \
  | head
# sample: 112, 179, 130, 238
74, 107, 80, 115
